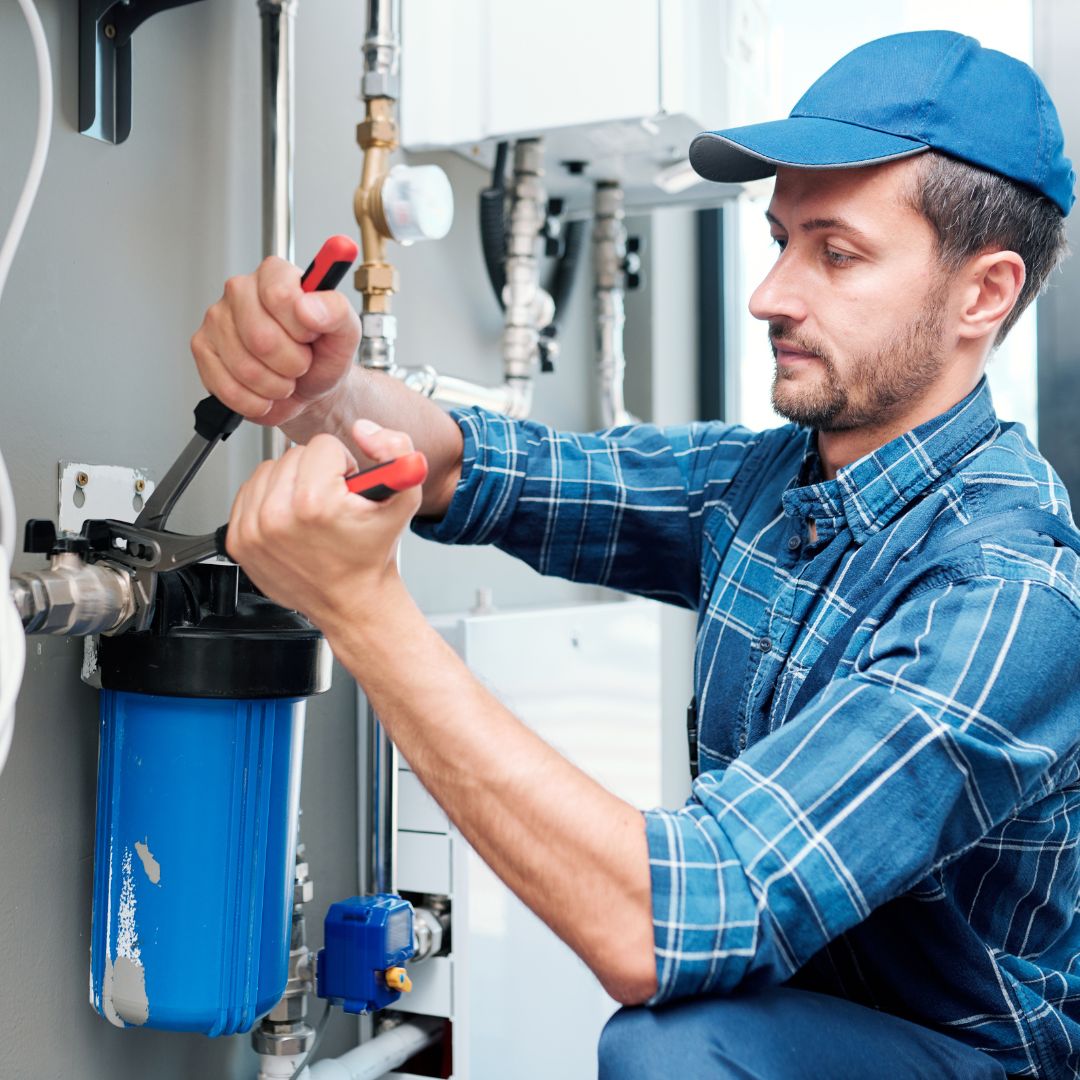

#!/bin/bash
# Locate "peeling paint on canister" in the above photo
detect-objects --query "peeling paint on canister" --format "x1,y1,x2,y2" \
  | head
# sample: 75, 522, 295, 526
102, 847, 150, 1026
101, 955, 123, 1028
112, 956, 149, 1026
134, 838, 161, 885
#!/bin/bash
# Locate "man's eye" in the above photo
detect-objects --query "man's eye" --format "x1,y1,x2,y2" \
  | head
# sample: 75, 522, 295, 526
770, 236, 787, 252
825, 248, 856, 266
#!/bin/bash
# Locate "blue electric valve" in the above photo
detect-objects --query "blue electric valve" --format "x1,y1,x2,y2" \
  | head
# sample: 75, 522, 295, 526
317, 895, 416, 1014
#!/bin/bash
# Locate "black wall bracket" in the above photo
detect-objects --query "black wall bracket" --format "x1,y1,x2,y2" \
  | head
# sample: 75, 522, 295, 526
79, 0, 208, 145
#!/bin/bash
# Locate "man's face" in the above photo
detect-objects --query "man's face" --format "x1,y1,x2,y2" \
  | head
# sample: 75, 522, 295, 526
750, 159, 951, 432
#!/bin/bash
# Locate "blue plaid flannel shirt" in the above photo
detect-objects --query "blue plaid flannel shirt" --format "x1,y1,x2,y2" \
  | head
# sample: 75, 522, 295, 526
414, 378, 1080, 1077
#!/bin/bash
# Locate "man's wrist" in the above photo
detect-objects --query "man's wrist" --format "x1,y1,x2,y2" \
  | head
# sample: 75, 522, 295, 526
318, 572, 418, 651
280, 383, 349, 445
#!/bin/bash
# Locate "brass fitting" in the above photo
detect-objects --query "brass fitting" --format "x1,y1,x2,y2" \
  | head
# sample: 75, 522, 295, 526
355, 263, 399, 295
354, 96, 399, 314
356, 116, 397, 149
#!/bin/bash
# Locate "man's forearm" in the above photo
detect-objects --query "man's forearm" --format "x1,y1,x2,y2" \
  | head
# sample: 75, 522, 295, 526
281, 367, 464, 517
321, 581, 659, 1006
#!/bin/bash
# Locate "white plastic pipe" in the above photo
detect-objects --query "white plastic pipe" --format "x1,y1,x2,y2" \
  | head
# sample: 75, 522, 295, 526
258, 1051, 308, 1079
306, 1018, 442, 1080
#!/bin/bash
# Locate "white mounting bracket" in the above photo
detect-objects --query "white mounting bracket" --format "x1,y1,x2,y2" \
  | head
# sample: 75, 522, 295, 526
57, 462, 156, 534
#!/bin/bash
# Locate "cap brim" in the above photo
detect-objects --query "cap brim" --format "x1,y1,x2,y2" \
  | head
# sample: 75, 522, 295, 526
690, 116, 929, 183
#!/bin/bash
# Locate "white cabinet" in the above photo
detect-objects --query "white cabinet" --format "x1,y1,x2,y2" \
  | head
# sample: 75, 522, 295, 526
393, 600, 664, 1080
399, 0, 770, 211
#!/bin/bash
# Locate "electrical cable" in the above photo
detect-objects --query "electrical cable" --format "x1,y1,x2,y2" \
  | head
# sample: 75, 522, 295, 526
478, 140, 509, 306
0, 0, 54, 776
286, 1000, 333, 1080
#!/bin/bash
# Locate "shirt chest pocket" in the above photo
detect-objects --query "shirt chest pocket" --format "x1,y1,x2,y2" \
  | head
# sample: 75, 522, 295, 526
760, 569, 879, 730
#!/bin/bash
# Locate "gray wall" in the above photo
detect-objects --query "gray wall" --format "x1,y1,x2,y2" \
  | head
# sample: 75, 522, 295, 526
0, 2, 699, 1077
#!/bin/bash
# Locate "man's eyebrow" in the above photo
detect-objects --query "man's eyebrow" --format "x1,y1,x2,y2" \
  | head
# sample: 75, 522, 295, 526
764, 210, 872, 243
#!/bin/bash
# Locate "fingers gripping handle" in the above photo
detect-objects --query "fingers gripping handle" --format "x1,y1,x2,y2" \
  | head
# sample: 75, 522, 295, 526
196, 235, 361, 438
215, 452, 428, 557
300, 234, 360, 293
345, 452, 429, 501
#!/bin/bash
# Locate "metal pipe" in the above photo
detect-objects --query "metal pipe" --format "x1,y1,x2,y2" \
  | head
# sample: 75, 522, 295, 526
252, 9, 311, 1072
362, 0, 400, 100
502, 139, 554, 382
367, 701, 397, 896
593, 182, 634, 428
355, 0, 405, 919
411, 902, 448, 963
377, 135, 550, 415
306, 1017, 443, 1080
354, 96, 399, 322
399, 138, 552, 419
13, 555, 134, 636
260, 0, 297, 265
259, 0, 298, 460
356, 0, 540, 429
401, 366, 534, 419
9, 578, 30, 624
254, 848, 316, 1077
355, 0, 403, 370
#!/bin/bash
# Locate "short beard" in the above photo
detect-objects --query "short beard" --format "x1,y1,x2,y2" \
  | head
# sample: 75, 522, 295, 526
769, 282, 948, 433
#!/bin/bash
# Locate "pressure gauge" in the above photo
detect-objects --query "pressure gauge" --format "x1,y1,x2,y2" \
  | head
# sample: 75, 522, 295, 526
381, 163, 455, 245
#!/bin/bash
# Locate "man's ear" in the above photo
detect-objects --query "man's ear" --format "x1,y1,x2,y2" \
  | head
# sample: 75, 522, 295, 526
955, 250, 1026, 341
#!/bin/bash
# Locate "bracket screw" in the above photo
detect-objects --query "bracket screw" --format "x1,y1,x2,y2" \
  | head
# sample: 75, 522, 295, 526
76, 471, 90, 488
134, 478, 146, 494
104, 24, 116, 39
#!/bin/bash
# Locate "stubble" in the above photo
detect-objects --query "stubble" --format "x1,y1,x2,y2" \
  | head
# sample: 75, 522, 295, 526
769, 281, 949, 432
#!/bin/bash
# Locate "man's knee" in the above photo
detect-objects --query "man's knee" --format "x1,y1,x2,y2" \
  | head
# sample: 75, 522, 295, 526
597, 1000, 744, 1080
597, 1007, 657, 1080
599, 990, 1009, 1080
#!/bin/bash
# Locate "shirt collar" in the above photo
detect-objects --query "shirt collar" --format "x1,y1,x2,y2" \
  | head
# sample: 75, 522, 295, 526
780, 378, 1000, 544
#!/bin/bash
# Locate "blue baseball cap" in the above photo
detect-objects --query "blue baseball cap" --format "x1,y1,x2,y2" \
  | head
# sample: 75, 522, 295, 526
690, 31, 1075, 216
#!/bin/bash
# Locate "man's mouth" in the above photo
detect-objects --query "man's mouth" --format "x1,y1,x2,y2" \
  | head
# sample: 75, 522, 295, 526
771, 339, 821, 365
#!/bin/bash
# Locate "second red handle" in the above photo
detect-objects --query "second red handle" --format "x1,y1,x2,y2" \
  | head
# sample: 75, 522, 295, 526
345, 452, 429, 501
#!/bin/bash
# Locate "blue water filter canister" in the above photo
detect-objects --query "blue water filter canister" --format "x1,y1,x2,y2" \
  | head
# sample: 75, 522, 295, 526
88, 563, 332, 1035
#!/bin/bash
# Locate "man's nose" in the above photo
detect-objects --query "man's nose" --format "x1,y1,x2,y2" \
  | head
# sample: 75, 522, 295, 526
748, 254, 808, 324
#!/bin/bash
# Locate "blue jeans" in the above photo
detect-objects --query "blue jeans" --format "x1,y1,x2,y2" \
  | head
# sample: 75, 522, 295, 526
598, 987, 1007, 1079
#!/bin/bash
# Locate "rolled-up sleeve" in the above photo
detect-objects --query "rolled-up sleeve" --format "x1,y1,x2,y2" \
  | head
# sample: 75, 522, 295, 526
643, 575, 1080, 1004
413, 407, 759, 607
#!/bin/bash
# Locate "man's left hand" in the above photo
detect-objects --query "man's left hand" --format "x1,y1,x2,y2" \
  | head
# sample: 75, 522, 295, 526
225, 419, 421, 627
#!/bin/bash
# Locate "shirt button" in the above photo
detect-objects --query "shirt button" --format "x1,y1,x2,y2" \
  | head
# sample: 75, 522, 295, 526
737, 731, 748, 750
757, 637, 773, 653
787, 534, 802, 551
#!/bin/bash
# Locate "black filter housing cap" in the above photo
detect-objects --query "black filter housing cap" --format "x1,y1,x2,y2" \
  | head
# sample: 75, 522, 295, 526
97, 562, 332, 699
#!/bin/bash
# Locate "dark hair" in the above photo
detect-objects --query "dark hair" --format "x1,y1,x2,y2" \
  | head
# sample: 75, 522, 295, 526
905, 151, 1069, 343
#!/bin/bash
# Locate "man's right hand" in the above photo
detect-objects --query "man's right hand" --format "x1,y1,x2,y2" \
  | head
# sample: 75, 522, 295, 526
190, 256, 362, 428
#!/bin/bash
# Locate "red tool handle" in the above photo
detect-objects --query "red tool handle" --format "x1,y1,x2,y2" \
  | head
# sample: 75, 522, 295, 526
345, 452, 429, 501
213, 450, 428, 555
300, 235, 359, 293
192, 237, 360, 445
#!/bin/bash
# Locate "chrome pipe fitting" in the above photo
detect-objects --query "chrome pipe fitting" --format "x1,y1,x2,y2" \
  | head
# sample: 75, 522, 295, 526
362, 0, 401, 100
14, 554, 135, 636
501, 139, 554, 382
593, 181, 633, 428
